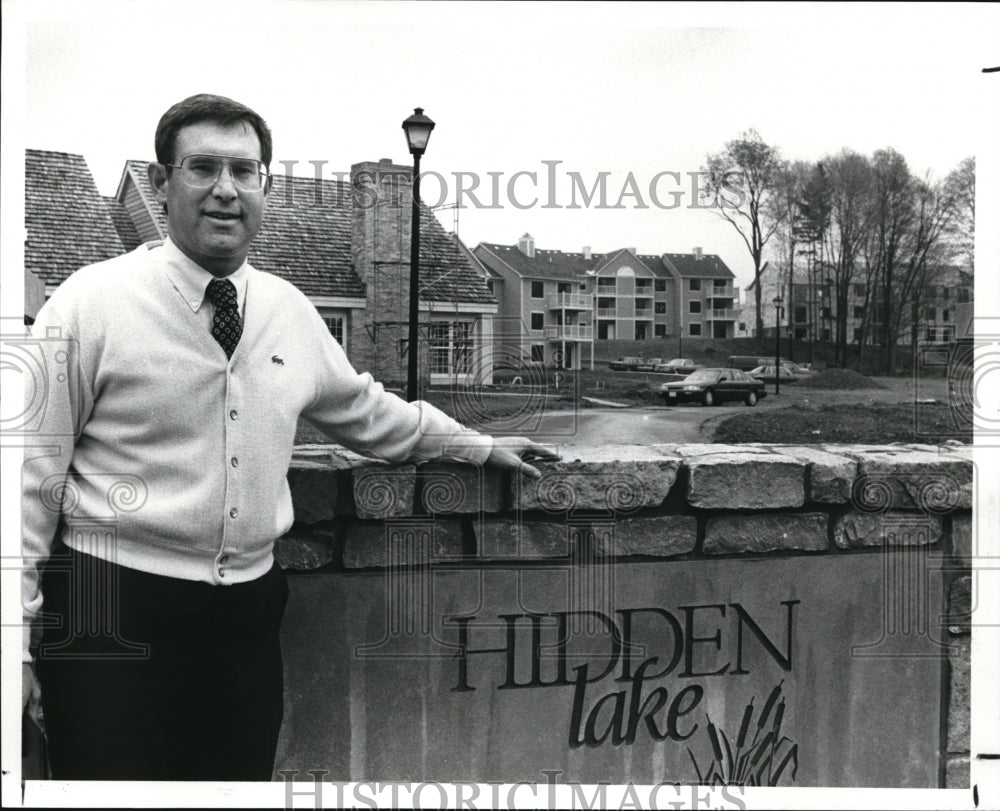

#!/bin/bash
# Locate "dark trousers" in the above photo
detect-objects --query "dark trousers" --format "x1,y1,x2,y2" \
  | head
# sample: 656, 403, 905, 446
35, 546, 288, 781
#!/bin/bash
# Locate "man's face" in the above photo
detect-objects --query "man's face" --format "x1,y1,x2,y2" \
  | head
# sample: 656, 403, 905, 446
150, 120, 268, 276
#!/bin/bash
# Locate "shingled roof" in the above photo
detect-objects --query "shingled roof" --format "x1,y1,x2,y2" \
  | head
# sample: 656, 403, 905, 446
661, 252, 735, 279
25, 150, 126, 287
476, 243, 667, 280
104, 196, 142, 251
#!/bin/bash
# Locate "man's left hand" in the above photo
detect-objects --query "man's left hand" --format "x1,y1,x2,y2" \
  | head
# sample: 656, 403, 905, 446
486, 437, 561, 480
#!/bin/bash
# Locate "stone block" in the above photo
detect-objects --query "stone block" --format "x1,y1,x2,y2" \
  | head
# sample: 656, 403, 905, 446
351, 463, 416, 518
833, 511, 943, 549
947, 575, 971, 634
287, 462, 341, 523
417, 461, 503, 514
951, 513, 972, 562
705, 513, 828, 554
513, 446, 680, 511
850, 449, 972, 511
687, 452, 806, 509
343, 519, 464, 568
670, 443, 774, 457
475, 518, 569, 558
781, 446, 857, 503
947, 635, 970, 752
945, 756, 969, 788
275, 527, 336, 571
589, 515, 697, 558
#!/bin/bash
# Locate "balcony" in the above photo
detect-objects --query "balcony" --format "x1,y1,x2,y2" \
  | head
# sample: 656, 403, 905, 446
706, 308, 739, 320
545, 325, 593, 341
635, 306, 654, 318
596, 308, 617, 318
708, 285, 737, 299
547, 293, 591, 310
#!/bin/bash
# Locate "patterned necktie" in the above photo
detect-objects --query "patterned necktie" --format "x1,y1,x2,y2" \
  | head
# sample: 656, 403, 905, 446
206, 278, 242, 359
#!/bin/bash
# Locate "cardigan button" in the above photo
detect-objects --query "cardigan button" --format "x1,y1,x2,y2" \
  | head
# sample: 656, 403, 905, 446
229, 409, 239, 420
229, 508, 238, 519
219, 555, 230, 565
231, 456, 239, 468
218, 568, 226, 578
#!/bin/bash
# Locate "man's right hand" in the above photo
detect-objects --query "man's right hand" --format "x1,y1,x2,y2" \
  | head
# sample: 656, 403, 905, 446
23, 662, 41, 716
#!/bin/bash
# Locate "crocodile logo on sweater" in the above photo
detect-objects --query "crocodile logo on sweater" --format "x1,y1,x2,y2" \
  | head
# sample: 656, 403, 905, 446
271, 355, 284, 366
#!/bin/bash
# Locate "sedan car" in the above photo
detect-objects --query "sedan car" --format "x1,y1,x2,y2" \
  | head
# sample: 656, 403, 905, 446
654, 358, 699, 374
659, 368, 767, 407
633, 357, 664, 371
749, 365, 799, 384
609, 356, 644, 371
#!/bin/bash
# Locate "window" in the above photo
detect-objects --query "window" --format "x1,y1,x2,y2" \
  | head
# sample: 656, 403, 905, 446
531, 281, 544, 298
655, 324, 666, 337
943, 309, 950, 322
530, 344, 545, 363
557, 282, 571, 294
926, 327, 937, 342
925, 307, 936, 321
428, 322, 473, 376
322, 315, 345, 348
852, 284, 866, 298
655, 302, 667, 314
854, 306, 864, 319
795, 306, 807, 323
530, 312, 544, 331
942, 286, 951, 301
822, 307, 831, 318
689, 323, 701, 336
636, 278, 652, 291
822, 328, 831, 341
598, 277, 616, 289
486, 280, 494, 294
713, 279, 727, 289
655, 280, 666, 292
689, 279, 701, 292
853, 328, 862, 343
689, 300, 702, 314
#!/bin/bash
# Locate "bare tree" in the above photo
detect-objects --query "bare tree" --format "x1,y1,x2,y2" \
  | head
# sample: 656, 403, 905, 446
703, 130, 788, 342
820, 151, 873, 366
943, 156, 975, 271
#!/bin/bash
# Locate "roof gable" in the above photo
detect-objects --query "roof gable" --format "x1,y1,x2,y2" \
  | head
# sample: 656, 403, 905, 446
25, 150, 125, 287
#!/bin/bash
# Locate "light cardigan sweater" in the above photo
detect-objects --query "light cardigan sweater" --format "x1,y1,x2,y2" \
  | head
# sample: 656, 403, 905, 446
22, 240, 493, 660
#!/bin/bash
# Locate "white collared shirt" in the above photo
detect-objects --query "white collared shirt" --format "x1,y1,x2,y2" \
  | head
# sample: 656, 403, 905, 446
159, 237, 249, 330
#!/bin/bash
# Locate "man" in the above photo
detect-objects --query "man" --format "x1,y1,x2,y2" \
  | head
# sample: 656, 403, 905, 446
21, 93, 558, 781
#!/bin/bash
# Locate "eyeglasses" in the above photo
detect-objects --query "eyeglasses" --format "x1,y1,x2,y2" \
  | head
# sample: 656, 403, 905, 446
166, 154, 270, 192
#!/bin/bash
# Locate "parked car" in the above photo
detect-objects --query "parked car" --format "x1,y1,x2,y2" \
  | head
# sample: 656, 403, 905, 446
634, 357, 664, 371
725, 355, 773, 372
654, 358, 700, 374
609, 356, 644, 371
750, 365, 799, 384
781, 361, 815, 376
659, 368, 767, 407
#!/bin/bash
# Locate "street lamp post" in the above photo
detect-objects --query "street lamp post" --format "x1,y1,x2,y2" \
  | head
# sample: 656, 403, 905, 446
773, 295, 784, 396
402, 107, 436, 402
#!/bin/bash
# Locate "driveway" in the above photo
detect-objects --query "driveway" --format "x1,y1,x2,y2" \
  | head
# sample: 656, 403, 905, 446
486, 402, 768, 445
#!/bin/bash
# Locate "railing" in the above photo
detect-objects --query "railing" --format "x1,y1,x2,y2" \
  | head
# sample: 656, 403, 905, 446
708, 285, 737, 299
634, 307, 654, 318
706, 308, 739, 320
544, 325, 593, 340
596, 308, 617, 318
547, 293, 591, 309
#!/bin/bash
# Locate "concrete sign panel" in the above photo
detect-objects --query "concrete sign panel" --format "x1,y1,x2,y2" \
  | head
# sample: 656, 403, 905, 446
277, 552, 946, 787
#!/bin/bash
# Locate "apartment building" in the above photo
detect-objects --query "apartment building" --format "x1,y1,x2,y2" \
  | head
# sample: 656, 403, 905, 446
474, 235, 740, 368
747, 266, 973, 345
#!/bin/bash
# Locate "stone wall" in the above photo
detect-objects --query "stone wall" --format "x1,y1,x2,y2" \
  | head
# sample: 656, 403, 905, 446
274, 443, 973, 787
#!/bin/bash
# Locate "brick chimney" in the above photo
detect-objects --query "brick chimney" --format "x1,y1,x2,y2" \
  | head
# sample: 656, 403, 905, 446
518, 233, 535, 258
350, 158, 416, 382
693, 247, 703, 261
582, 246, 592, 260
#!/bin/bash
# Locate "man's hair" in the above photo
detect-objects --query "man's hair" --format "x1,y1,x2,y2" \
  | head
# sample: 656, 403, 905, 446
154, 94, 273, 167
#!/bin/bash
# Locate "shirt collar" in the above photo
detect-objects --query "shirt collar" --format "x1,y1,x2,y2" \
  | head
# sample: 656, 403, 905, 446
161, 237, 249, 314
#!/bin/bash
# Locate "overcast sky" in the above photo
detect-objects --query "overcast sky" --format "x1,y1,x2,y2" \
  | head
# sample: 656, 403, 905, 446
6, 0, 999, 292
